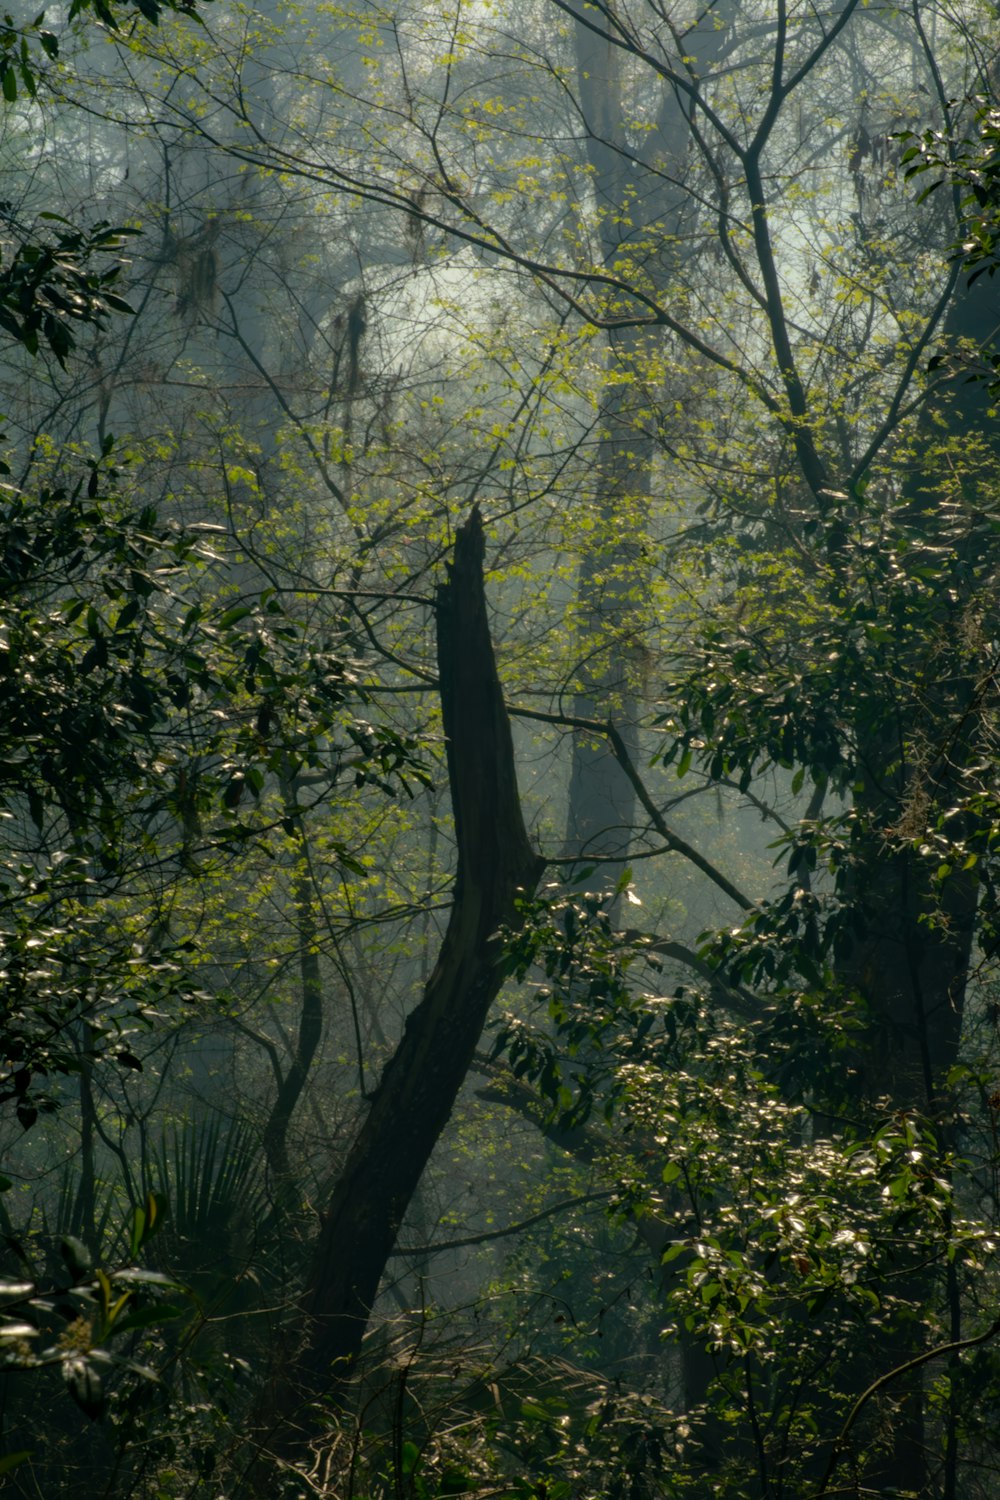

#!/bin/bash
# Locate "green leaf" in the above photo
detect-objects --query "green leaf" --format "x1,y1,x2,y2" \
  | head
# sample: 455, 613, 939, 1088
63, 1357, 103, 1420
218, 604, 253, 629
0, 1322, 39, 1341
440, 1470, 473, 1495
115, 598, 140, 630
60, 1236, 93, 1281
129, 1206, 147, 1259
0, 1280, 34, 1301
111, 1268, 182, 1288
0, 1452, 32, 1477
111, 1302, 186, 1336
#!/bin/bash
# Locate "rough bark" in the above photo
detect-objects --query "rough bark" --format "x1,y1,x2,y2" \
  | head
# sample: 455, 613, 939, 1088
250, 507, 544, 1466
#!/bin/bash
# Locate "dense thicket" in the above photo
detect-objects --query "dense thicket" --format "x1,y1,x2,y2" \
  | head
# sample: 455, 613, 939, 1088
2, 2, 1000, 1497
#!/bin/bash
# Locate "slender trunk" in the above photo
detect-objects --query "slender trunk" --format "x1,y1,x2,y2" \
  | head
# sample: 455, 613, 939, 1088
73, 1035, 98, 1245
563, 18, 651, 894
260, 797, 324, 1207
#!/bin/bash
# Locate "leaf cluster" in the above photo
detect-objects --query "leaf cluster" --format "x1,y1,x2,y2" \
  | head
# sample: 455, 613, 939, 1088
0, 440, 430, 1122
0, 0, 210, 105
0, 217, 136, 365
0, 1188, 190, 1454
496, 880, 697, 1132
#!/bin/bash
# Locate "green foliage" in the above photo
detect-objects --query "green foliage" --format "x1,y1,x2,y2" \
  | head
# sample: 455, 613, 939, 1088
0, 0, 210, 105
900, 98, 1000, 283
660, 479, 999, 805
0, 1106, 305, 1494
490, 830, 1000, 1490
0, 1188, 188, 1436
328, 1335, 687, 1500
0, 439, 429, 1121
496, 879, 669, 1129
0, 218, 136, 365
0, 0, 210, 362
148, 1114, 274, 1284
900, 99, 1000, 396
0, 11, 60, 104
7, 4, 1000, 1496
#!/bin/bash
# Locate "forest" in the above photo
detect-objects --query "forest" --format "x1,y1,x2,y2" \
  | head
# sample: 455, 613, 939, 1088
2, 0, 1000, 1495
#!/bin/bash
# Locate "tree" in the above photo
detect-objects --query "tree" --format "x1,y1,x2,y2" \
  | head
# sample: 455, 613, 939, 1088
249, 509, 544, 1466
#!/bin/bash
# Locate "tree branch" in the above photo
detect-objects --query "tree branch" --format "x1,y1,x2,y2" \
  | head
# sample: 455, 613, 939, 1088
511, 703, 754, 912
390, 1193, 614, 1258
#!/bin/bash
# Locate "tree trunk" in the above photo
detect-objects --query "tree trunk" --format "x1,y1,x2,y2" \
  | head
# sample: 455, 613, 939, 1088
250, 506, 544, 1467
563, 2, 735, 897
259, 795, 324, 1209
820, 268, 998, 1494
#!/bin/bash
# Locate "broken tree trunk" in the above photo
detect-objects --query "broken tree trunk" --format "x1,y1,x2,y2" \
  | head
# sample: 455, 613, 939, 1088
251, 506, 544, 1466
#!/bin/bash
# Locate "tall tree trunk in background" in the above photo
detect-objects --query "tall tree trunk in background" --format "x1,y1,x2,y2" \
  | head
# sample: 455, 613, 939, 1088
563, 5, 734, 901
564, 8, 736, 1449
563, 16, 648, 889
250, 508, 544, 1472
259, 794, 323, 1210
